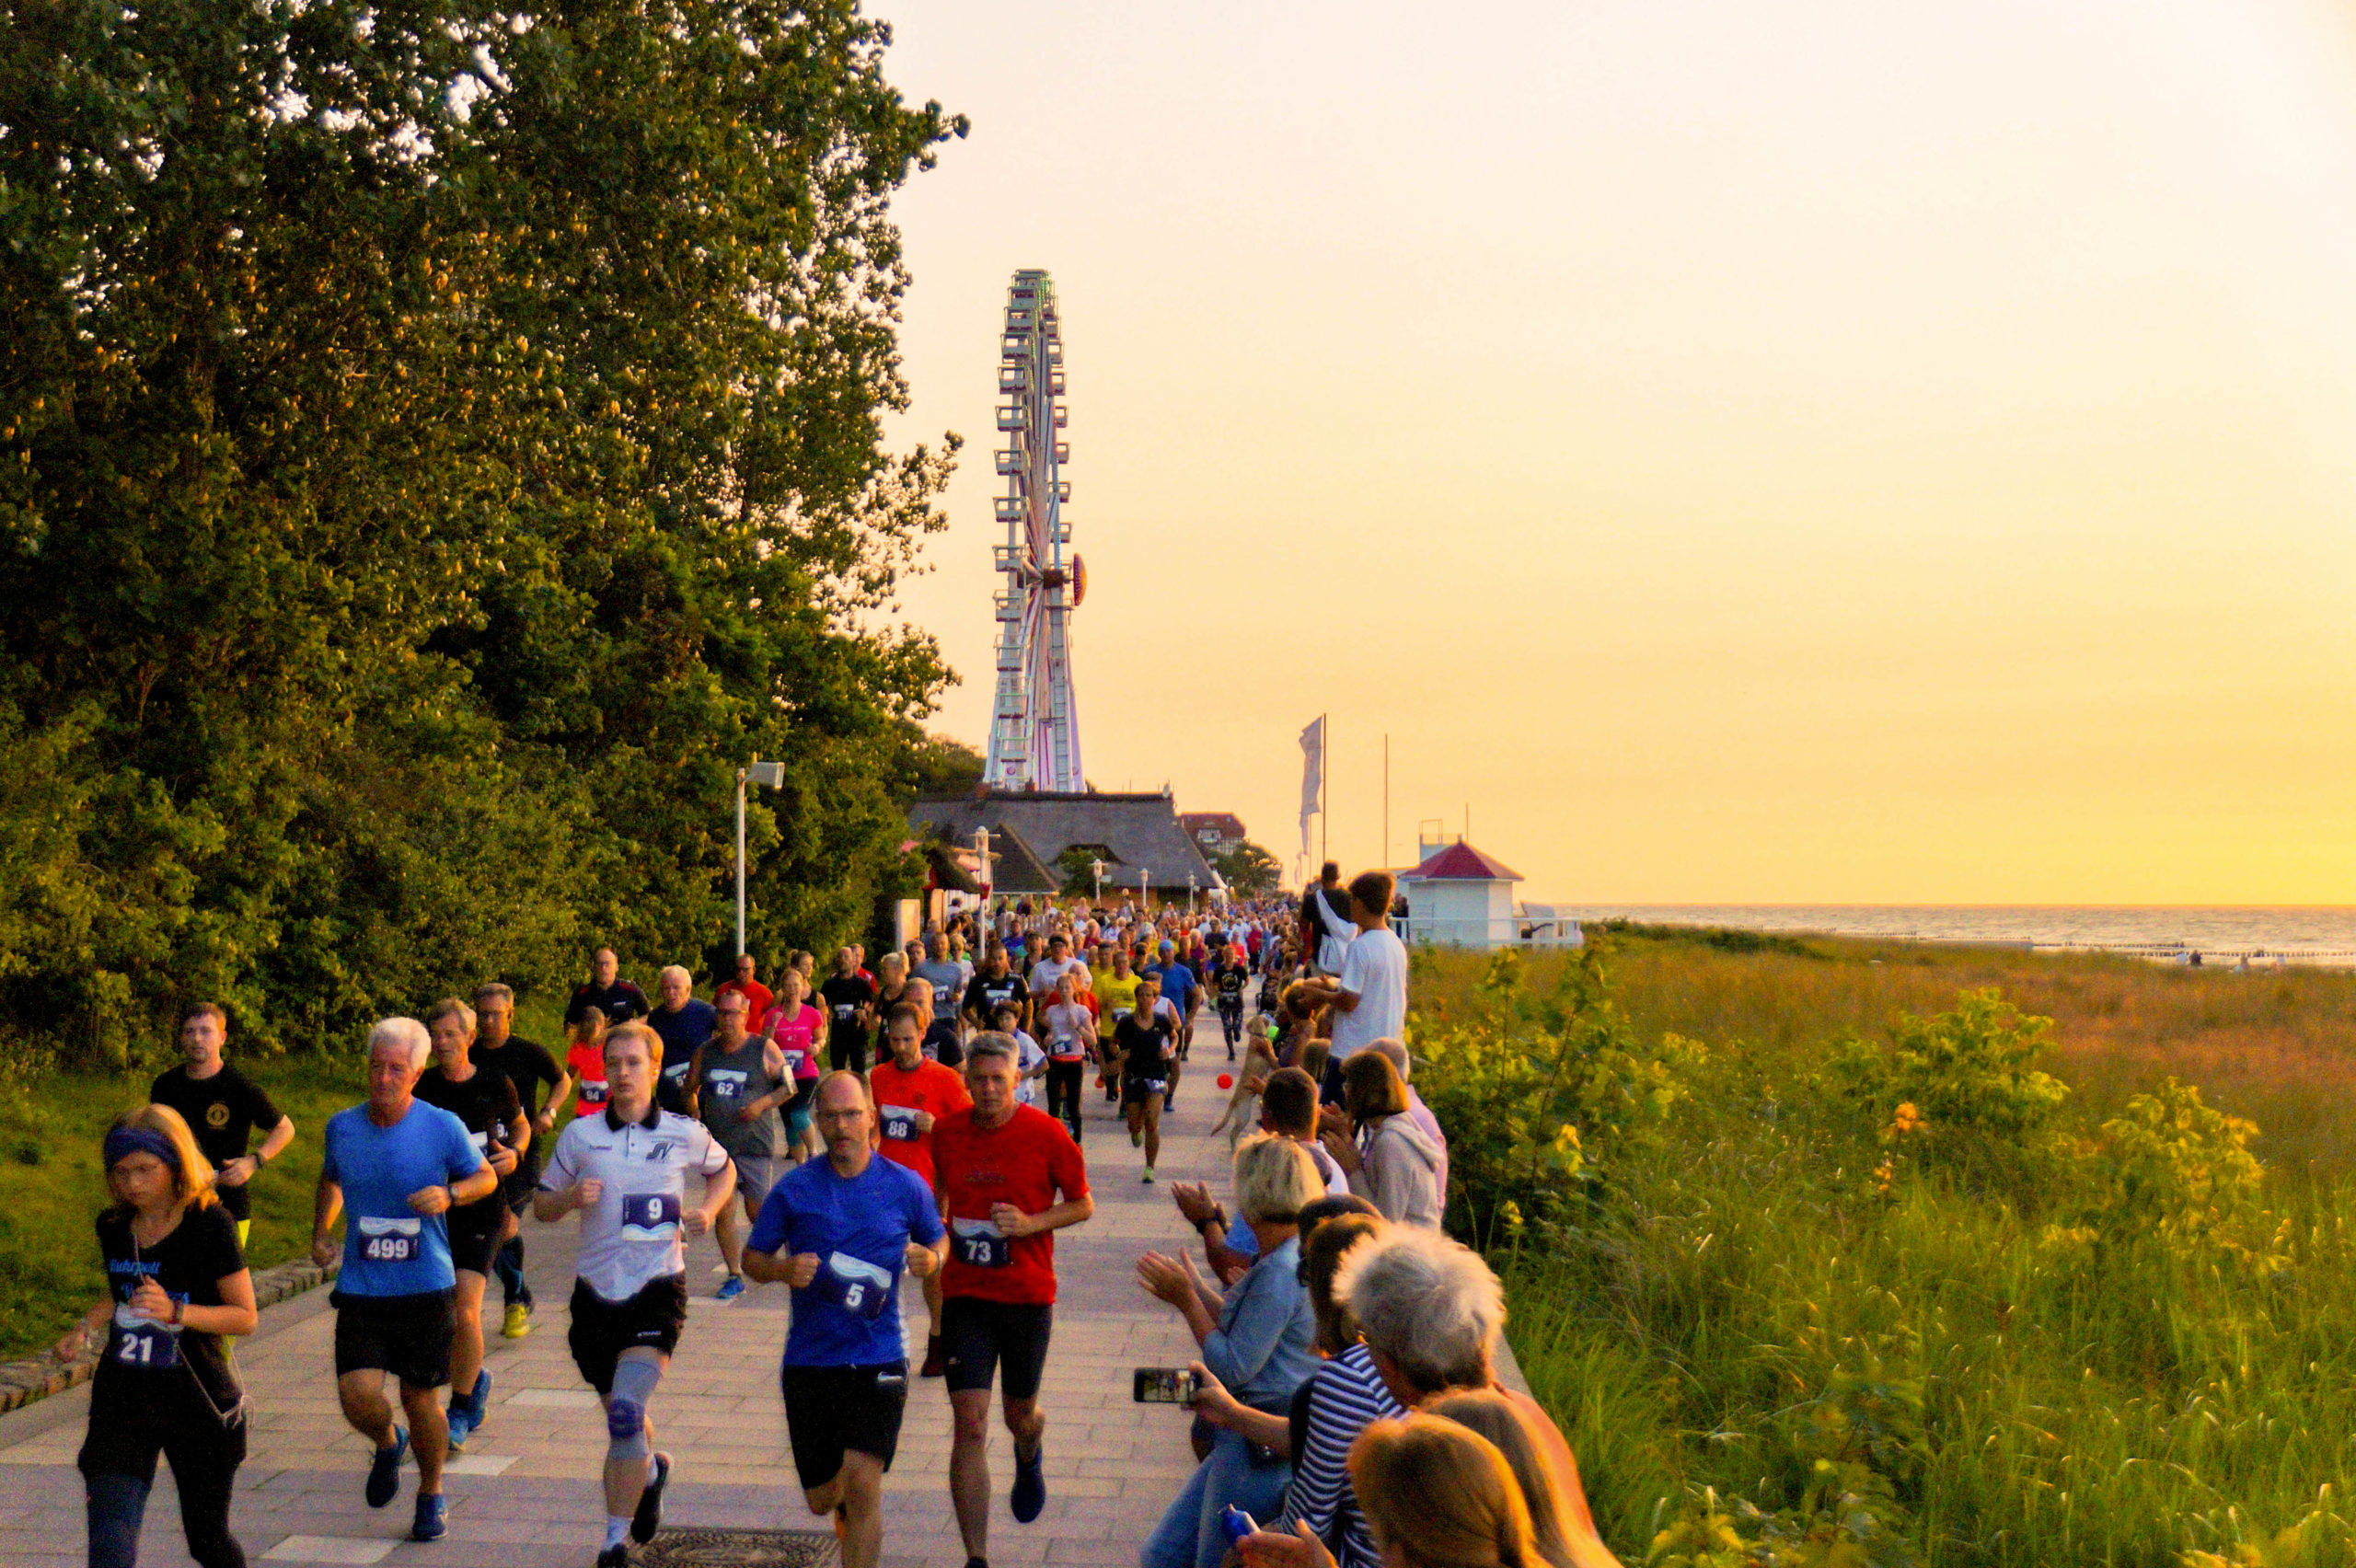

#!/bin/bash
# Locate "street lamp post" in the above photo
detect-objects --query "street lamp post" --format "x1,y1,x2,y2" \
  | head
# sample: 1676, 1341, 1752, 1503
1188, 873, 1197, 912
736, 760, 786, 958
1091, 859, 1104, 907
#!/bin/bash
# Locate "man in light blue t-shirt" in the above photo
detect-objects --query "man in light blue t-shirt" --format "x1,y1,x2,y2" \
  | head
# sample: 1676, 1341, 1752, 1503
745, 1071, 946, 1568
311, 1018, 494, 1541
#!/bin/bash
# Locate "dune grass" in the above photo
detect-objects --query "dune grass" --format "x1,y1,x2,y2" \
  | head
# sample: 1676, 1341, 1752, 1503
1417, 930, 2356, 1566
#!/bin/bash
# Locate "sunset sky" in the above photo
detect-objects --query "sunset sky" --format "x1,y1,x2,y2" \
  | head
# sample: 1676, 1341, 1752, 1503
872, 0, 2356, 905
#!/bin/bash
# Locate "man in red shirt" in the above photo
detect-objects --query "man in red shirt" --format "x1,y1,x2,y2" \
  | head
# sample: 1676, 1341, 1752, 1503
715, 952, 776, 1032
870, 1003, 972, 1377
932, 1033, 1091, 1566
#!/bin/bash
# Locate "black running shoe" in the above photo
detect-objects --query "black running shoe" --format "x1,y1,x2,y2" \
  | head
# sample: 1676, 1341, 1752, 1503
630, 1452, 670, 1543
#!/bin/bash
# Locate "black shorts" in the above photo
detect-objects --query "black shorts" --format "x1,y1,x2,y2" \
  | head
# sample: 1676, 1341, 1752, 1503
446, 1200, 503, 1276
567, 1274, 689, 1394
828, 1032, 870, 1074
940, 1297, 1052, 1399
779, 1362, 909, 1491
1122, 1075, 1168, 1108
332, 1290, 455, 1389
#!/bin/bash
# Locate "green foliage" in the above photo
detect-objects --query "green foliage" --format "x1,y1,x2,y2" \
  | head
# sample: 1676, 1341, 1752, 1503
1833, 989, 2070, 1139
1414, 940, 1699, 1246
0, 1, 966, 1056
1055, 847, 1103, 898
2081, 1076, 2280, 1268
1211, 838, 1283, 898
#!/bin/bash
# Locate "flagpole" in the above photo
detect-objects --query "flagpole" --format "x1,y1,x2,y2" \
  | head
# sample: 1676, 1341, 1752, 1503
1320, 712, 1328, 867
1383, 732, 1390, 870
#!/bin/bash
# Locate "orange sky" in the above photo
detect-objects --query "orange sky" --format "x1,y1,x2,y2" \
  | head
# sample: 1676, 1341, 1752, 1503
872, 0, 2356, 903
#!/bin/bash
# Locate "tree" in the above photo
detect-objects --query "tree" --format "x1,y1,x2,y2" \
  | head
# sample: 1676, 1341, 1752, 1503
0, 0, 964, 1057
1212, 840, 1284, 898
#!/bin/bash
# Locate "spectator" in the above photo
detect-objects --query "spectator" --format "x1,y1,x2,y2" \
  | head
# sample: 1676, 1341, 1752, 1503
1368, 1039, 1449, 1212
566, 948, 651, 1028
1300, 863, 1357, 977
1336, 1228, 1604, 1545
1173, 1067, 1349, 1285
1136, 1136, 1325, 1568
1424, 1391, 1621, 1568
1301, 873, 1407, 1093
715, 953, 775, 1030
1321, 1054, 1442, 1228
1351, 1414, 1539, 1568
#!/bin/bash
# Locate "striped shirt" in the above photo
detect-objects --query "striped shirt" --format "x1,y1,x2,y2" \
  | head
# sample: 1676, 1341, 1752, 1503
1276, 1343, 1403, 1568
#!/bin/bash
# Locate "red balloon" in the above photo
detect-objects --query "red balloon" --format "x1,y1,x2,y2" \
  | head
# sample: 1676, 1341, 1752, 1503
1217, 1075, 1234, 1090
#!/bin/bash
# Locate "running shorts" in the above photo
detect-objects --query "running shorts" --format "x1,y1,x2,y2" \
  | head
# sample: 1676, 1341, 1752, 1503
566, 1274, 688, 1394
940, 1297, 1052, 1399
332, 1289, 456, 1389
728, 1155, 778, 1215
1122, 1074, 1168, 1109
445, 1199, 503, 1277
779, 1362, 909, 1490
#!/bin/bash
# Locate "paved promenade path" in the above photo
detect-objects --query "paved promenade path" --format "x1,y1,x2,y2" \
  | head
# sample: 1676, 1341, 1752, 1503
0, 1058, 1258, 1568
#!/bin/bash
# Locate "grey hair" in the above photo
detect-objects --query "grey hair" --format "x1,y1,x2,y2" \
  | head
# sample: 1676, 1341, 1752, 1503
366, 1017, 433, 1072
658, 963, 693, 988
964, 1032, 1020, 1073
1334, 1227, 1503, 1393
1370, 1037, 1412, 1081
473, 982, 515, 1007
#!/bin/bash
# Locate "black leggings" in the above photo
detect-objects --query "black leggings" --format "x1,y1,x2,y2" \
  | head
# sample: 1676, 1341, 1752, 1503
1045, 1059, 1085, 1142
82, 1417, 246, 1568
829, 1032, 870, 1074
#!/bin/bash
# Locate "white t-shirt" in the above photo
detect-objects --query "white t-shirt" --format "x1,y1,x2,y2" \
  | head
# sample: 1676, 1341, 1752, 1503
1029, 955, 1084, 996
542, 1107, 732, 1303
1328, 928, 1407, 1059
1013, 1032, 1048, 1103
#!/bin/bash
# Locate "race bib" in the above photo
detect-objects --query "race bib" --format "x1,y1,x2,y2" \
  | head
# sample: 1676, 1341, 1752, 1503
1112, 1008, 1133, 1023
578, 1080, 610, 1107
621, 1192, 682, 1239
832, 1004, 857, 1021
663, 1062, 691, 1086
469, 1129, 493, 1151
780, 1048, 806, 1075
706, 1068, 748, 1101
110, 1301, 181, 1368
813, 1251, 895, 1320
951, 1216, 1012, 1270
357, 1214, 422, 1263
1138, 1078, 1169, 1093
880, 1106, 920, 1142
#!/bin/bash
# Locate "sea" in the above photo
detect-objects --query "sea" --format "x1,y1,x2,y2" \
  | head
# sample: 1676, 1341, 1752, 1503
1534, 905, 2356, 966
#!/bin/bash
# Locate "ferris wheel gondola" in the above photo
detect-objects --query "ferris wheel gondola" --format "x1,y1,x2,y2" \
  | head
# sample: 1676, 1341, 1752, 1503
983, 271, 1084, 792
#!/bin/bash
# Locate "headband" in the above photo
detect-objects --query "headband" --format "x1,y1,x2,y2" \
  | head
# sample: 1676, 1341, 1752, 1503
104, 1125, 181, 1173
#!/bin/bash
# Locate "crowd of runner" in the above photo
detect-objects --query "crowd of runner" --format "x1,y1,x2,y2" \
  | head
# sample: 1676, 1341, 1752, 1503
59, 865, 1615, 1568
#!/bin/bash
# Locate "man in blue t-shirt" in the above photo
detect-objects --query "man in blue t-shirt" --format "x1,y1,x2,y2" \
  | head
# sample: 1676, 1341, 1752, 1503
311, 1017, 495, 1541
745, 1071, 946, 1568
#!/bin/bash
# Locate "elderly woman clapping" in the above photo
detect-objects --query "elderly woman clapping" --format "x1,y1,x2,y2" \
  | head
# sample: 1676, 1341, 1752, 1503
1136, 1134, 1325, 1568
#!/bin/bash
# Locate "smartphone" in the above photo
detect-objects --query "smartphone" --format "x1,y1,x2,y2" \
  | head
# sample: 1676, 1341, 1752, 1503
1133, 1367, 1199, 1406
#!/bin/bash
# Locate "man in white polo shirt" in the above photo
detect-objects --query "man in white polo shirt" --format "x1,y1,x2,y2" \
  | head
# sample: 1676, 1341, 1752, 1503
535, 1021, 735, 1568
1301, 871, 1407, 1104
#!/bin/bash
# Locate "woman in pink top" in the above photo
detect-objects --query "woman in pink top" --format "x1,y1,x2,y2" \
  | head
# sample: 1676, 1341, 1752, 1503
760, 968, 827, 1160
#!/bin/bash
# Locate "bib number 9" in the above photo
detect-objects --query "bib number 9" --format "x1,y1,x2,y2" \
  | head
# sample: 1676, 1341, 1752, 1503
621, 1193, 682, 1239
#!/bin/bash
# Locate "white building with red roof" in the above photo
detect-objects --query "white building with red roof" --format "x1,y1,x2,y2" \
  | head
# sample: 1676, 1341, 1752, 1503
1398, 840, 1568, 948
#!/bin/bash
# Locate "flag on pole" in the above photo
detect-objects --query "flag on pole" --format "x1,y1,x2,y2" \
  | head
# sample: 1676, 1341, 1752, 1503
1299, 716, 1324, 859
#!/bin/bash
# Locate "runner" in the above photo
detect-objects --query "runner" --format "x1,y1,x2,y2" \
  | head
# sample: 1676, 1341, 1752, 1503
470, 982, 570, 1340
1213, 946, 1251, 1059
761, 967, 828, 1160
964, 943, 1028, 1042
992, 1003, 1049, 1107
59, 1106, 258, 1568
742, 1073, 947, 1568
1037, 973, 1092, 1143
689, 989, 798, 1300
1091, 946, 1142, 1106
148, 1004, 295, 1249
1149, 940, 1200, 1100
715, 952, 775, 1029
415, 998, 528, 1451
819, 946, 879, 1073
1025, 933, 1085, 1018
564, 1008, 612, 1121
567, 948, 653, 1028
870, 1004, 972, 1378
914, 933, 967, 1067
646, 965, 715, 1115
869, 952, 914, 1076
309, 1019, 496, 1542
932, 1034, 1094, 1568
1115, 978, 1177, 1182
534, 1021, 735, 1568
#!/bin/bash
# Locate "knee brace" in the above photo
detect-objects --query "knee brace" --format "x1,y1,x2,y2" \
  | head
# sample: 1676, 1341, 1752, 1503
606, 1354, 663, 1461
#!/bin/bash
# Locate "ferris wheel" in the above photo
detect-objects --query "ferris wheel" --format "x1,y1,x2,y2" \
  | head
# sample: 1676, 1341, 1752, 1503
983, 269, 1086, 793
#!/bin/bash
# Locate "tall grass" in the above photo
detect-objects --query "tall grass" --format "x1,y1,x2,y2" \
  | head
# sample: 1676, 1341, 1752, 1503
1421, 932, 2356, 1566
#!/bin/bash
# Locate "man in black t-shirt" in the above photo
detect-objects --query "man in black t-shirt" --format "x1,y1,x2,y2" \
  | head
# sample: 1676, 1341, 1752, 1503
565, 948, 652, 1027
148, 1003, 295, 1246
817, 947, 877, 1073
963, 944, 1027, 1039
469, 982, 570, 1338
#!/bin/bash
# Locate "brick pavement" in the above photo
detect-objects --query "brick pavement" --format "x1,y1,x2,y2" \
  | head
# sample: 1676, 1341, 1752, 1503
0, 1049, 1266, 1568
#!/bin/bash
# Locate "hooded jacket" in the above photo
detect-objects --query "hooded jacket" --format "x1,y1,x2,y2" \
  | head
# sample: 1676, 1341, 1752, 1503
1358, 1113, 1444, 1228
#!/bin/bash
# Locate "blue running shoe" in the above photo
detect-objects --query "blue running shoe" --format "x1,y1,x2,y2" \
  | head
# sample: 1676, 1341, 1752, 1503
1011, 1439, 1045, 1524
715, 1274, 745, 1301
445, 1403, 475, 1453
410, 1492, 447, 1542
365, 1427, 408, 1508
